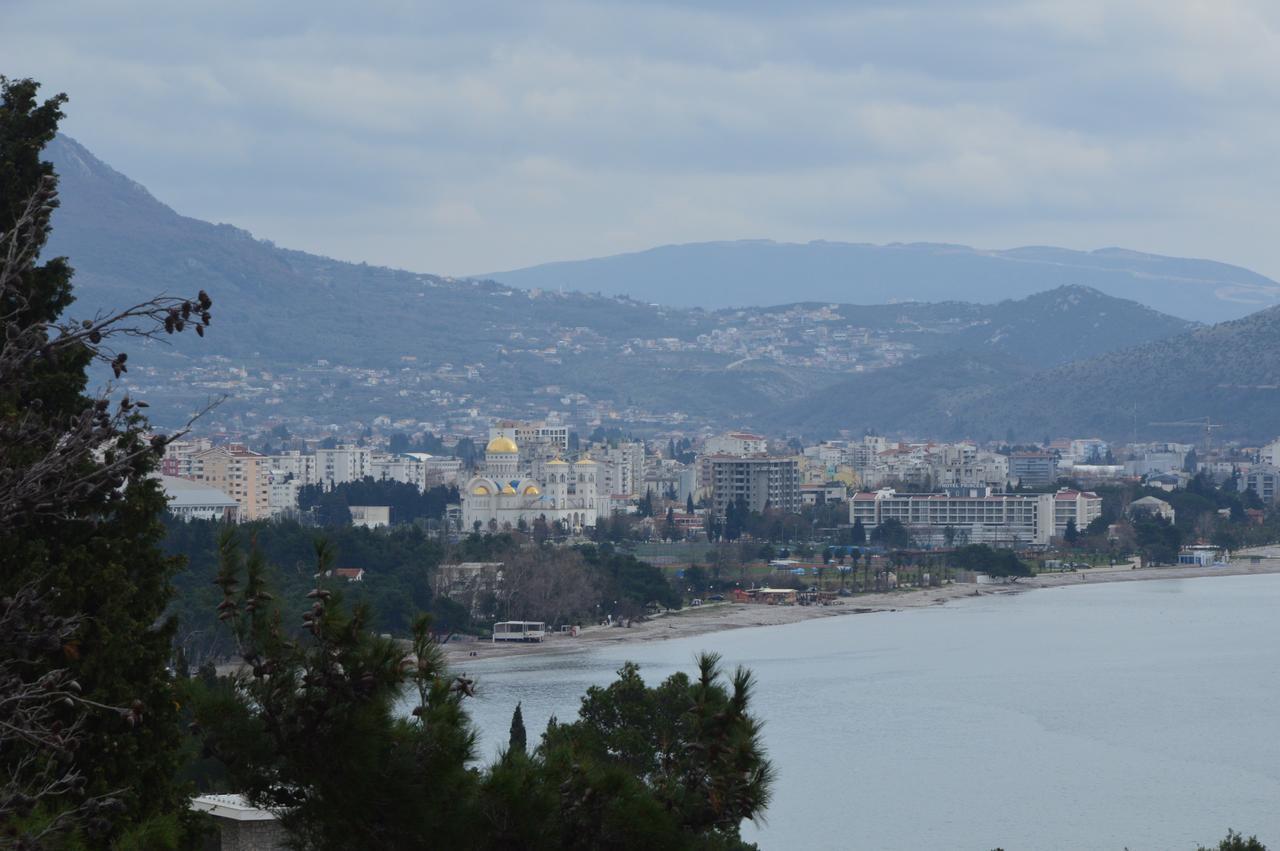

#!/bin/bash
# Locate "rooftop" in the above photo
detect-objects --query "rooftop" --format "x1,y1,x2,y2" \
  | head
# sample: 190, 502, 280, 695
159, 475, 239, 508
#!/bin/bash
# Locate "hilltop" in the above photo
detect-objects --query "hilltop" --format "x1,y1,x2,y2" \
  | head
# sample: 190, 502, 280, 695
485, 239, 1280, 323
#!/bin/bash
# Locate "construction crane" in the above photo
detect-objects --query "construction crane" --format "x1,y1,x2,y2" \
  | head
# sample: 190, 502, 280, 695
1149, 417, 1226, 452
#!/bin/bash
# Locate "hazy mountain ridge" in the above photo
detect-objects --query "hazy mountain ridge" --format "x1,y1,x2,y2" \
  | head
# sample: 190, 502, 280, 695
770, 304, 1280, 444
42, 135, 1211, 435
486, 239, 1280, 323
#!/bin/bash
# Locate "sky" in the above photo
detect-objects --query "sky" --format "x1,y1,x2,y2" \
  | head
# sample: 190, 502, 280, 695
4, 0, 1280, 278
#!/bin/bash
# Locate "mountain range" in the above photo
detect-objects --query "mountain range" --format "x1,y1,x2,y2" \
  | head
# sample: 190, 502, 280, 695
486, 240, 1280, 323
40, 134, 1278, 444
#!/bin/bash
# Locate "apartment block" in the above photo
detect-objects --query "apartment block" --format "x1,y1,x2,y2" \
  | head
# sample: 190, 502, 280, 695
316, 445, 371, 488
849, 488, 1101, 547
1010, 452, 1059, 487
189, 445, 271, 521
710, 456, 800, 517
1244, 466, 1280, 504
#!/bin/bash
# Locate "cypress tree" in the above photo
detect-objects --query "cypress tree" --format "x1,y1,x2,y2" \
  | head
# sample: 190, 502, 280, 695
509, 701, 528, 755
851, 517, 867, 545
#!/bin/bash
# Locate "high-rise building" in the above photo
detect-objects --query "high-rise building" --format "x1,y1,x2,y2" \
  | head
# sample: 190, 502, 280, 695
1010, 452, 1058, 487
316, 444, 372, 488
709, 456, 800, 517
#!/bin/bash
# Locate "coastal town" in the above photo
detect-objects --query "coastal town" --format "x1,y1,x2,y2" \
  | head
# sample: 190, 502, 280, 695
10, 4, 1280, 846
158, 417, 1280, 644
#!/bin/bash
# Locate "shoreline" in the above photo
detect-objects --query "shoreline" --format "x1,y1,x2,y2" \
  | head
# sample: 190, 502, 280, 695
442, 555, 1280, 664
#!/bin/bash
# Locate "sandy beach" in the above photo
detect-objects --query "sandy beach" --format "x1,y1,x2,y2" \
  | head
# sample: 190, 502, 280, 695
443, 552, 1280, 663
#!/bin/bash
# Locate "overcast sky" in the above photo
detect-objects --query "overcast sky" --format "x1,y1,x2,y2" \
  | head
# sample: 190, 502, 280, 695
4, 0, 1279, 278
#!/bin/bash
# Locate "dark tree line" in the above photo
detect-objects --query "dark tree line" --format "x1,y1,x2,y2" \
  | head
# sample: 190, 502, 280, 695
297, 477, 458, 527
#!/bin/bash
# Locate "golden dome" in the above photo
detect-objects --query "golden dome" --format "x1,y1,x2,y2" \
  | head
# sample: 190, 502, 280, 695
523, 485, 541, 496
574, 458, 596, 465
500, 484, 517, 495
546, 458, 569, 466
471, 484, 491, 495
486, 436, 518, 454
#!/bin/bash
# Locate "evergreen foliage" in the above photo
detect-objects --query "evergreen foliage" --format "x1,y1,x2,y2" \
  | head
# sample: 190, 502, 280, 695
1197, 831, 1268, 851
509, 702, 528, 755
164, 518, 451, 661
850, 517, 867, 545
296, 478, 457, 527
0, 77, 211, 846
949, 545, 1032, 579
193, 535, 772, 849
869, 517, 911, 549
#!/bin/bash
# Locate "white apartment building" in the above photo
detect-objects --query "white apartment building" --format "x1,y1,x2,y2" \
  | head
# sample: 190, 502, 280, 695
267, 475, 303, 517
703, 431, 768, 456
1260, 439, 1280, 467
316, 445, 372, 488
424, 456, 464, 486
267, 451, 319, 486
586, 441, 647, 498
371, 453, 427, 489
1125, 443, 1191, 477
643, 460, 697, 504
933, 448, 1008, 491
850, 488, 1102, 547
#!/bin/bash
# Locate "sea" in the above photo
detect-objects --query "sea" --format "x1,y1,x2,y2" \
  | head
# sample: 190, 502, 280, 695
458, 574, 1280, 850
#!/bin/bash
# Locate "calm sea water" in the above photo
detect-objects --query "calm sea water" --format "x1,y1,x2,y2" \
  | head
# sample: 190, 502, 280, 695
458, 574, 1280, 850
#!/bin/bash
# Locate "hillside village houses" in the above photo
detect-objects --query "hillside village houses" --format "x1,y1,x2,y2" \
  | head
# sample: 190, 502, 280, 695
154, 417, 1280, 550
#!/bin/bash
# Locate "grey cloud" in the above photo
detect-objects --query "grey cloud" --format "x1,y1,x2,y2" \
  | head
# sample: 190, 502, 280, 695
3, 0, 1279, 279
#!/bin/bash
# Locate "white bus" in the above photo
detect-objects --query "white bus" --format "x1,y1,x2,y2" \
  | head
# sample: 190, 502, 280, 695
492, 621, 547, 643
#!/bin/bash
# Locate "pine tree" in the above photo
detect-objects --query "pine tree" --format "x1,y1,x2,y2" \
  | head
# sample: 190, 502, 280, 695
686, 492, 695, 514
0, 77, 213, 845
509, 701, 528, 755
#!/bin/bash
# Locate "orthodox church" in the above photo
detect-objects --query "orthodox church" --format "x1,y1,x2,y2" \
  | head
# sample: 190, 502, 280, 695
462, 435, 600, 533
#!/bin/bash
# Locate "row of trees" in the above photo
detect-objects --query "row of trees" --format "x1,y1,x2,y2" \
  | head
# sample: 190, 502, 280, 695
296, 477, 458, 527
